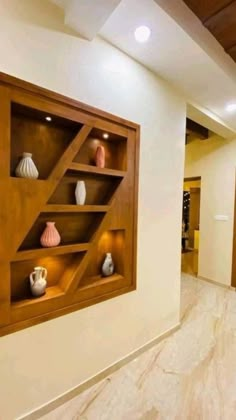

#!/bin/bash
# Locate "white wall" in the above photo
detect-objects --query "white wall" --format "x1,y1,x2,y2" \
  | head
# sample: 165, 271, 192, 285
185, 135, 236, 286
0, 1, 186, 418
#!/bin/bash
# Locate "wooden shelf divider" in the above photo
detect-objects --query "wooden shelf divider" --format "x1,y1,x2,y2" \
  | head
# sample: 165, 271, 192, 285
13, 243, 90, 261
69, 162, 126, 178
43, 204, 110, 213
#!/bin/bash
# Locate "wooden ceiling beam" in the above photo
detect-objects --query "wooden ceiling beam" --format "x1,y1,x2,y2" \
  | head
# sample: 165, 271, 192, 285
204, 2, 236, 51
183, 0, 233, 22
183, 0, 236, 63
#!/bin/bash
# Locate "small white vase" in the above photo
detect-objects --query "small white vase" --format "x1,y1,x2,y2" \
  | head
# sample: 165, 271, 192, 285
75, 181, 86, 205
15, 152, 39, 179
102, 253, 114, 277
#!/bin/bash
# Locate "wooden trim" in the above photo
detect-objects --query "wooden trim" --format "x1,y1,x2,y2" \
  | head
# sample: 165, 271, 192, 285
132, 126, 140, 287
231, 170, 236, 287
11, 89, 129, 137
0, 285, 135, 337
0, 72, 139, 130
0, 263, 10, 326
0, 86, 10, 178
184, 176, 201, 182
0, 87, 11, 326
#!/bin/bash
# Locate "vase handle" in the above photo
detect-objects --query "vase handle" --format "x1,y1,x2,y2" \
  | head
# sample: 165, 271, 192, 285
30, 271, 36, 286
41, 268, 47, 280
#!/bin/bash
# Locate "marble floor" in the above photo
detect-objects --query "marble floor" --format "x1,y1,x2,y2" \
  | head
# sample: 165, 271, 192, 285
41, 274, 236, 420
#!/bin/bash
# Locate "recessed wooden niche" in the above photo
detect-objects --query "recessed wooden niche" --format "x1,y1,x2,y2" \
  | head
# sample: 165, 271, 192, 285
0, 72, 139, 336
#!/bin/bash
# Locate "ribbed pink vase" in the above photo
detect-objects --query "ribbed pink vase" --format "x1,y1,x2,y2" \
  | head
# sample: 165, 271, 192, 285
95, 145, 105, 168
40, 222, 61, 248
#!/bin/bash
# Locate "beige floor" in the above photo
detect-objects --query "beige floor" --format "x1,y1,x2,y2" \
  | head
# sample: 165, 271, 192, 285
40, 274, 236, 420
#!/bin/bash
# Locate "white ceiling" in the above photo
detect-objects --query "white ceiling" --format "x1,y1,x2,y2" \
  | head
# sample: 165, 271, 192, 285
51, 0, 236, 137
51, 0, 121, 40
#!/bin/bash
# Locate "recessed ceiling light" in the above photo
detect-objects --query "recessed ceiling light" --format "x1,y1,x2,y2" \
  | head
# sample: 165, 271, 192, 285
226, 103, 236, 112
134, 26, 151, 43
103, 133, 109, 139
46, 116, 52, 121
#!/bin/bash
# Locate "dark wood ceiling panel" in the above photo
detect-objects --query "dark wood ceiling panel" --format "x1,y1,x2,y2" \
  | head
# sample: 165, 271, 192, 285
183, 0, 236, 63
205, 2, 236, 50
228, 45, 236, 61
186, 118, 208, 140
183, 0, 233, 22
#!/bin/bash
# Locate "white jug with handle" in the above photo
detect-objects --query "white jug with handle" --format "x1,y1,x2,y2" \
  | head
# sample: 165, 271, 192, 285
30, 266, 47, 297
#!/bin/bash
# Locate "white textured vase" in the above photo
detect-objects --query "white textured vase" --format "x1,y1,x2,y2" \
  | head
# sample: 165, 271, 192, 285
15, 152, 39, 179
102, 253, 114, 277
75, 181, 86, 205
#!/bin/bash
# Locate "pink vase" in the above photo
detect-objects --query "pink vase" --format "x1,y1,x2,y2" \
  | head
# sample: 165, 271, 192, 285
95, 145, 105, 168
40, 222, 61, 248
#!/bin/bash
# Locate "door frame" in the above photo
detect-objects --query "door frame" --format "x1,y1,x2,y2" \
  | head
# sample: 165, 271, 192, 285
183, 176, 201, 275
231, 173, 236, 287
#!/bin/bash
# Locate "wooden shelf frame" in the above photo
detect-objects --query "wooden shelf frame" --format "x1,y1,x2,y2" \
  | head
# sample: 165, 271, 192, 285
0, 71, 140, 336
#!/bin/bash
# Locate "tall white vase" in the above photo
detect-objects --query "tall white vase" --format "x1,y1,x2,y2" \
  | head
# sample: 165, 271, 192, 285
75, 181, 86, 205
102, 253, 114, 277
15, 152, 39, 179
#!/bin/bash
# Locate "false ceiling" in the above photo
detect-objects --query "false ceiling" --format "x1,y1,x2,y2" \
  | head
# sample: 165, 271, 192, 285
51, 0, 121, 40
182, 0, 236, 63
50, 0, 236, 136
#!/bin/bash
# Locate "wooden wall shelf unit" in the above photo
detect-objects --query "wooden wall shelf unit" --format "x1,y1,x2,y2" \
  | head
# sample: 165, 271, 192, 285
0, 72, 139, 336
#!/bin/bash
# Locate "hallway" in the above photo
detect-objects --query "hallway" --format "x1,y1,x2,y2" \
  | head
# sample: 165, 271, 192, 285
41, 275, 236, 420
181, 251, 198, 276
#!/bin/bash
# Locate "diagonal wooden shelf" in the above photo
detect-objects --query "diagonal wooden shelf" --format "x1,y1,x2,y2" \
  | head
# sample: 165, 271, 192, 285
13, 243, 90, 261
42, 204, 110, 213
69, 162, 126, 178
79, 273, 124, 291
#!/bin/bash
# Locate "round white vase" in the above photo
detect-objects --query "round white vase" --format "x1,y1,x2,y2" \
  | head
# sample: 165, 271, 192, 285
75, 181, 86, 205
15, 152, 39, 179
102, 253, 114, 277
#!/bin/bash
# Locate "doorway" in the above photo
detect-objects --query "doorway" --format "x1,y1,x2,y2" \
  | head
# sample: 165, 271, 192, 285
181, 177, 201, 275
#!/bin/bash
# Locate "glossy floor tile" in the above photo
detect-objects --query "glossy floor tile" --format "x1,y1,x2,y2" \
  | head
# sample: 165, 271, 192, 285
40, 274, 236, 420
